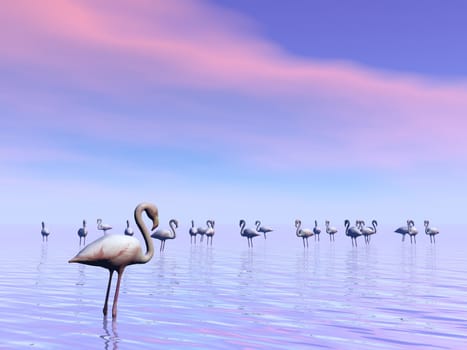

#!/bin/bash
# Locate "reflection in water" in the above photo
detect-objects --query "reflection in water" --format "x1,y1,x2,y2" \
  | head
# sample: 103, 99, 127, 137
101, 317, 119, 350
37, 243, 48, 271
35, 244, 48, 286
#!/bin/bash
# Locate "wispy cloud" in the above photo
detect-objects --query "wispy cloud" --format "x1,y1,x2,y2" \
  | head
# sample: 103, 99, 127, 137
1, 0, 467, 171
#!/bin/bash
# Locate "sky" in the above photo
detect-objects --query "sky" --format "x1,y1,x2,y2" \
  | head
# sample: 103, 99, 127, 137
1, 0, 467, 233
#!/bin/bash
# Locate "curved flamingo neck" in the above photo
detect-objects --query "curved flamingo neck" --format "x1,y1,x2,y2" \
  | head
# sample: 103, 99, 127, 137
295, 220, 301, 237
239, 220, 246, 235
344, 220, 350, 234
134, 203, 157, 263
169, 219, 177, 237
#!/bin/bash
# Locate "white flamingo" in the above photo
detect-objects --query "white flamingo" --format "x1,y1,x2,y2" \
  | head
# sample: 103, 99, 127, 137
189, 220, 198, 244
325, 220, 338, 241
206, 220, 215, 245
255, 220, 273, 239
408, 220, 419, 244
197, 221, 209, 243
345, 219, 362, 247
361, 220, 377, 244
295, 219, 313, 248
313, 220, 321, 241
151, 219, 178, 252
124, 220, 134, 236
240, 219, 261, 248
97, 218, 112, 235
424, 220, 440, 244
69, 202, 158, 319
77, 219, 88, 245
41, 221, 51, 242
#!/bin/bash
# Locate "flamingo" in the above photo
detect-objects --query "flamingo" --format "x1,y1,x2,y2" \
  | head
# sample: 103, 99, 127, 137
189, 220, 198, 244
361, 220, 377, 244
424, 220, 440, 244
325, 220, 338, 241
151, 219, 178, 252
344, 219, 362, 247
408, 219, 419, 244
313, 220, 321, 241
197, 221, 209, 243
295, 219, 313, 248
97, 218, 113, 235
255, 220, 273, 239
41, 221, 51, 242
77, 219, 88, 245
239, 220, 261, 248
124, 220, 134, 236
395, 219, 412, 241
69, 202, 158, 319
206, 220, 215, 245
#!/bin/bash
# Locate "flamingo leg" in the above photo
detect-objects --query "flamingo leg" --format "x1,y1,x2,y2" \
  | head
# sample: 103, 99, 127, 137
112, 268, 125, 319
103, 270, 114, 316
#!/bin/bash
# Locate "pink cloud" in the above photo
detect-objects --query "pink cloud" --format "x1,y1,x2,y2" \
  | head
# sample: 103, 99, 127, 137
1, 0, 467, 170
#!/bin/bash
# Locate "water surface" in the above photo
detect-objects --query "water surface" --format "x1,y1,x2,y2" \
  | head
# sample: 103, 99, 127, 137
1, 226, 466, 349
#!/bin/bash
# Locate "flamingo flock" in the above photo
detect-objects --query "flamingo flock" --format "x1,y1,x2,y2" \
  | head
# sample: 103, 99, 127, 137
43, 215, 441, 249
57, 201, 443, 319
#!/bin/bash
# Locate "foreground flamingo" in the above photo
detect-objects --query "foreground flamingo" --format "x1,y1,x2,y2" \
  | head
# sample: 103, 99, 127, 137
69, 202, 158, 319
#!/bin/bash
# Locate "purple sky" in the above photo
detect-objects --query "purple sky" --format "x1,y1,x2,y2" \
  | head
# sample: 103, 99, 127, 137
1, 0, 466, 233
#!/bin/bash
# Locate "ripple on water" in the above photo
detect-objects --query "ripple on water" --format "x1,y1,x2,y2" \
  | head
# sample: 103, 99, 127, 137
1, 235, 467, 349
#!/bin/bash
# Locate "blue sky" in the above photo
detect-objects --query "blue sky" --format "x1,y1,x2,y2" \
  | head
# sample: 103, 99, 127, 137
1, 0, 466, 234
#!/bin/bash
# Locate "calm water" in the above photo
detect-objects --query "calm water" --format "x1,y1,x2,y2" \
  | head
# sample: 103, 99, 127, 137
1, 225, 466, 349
